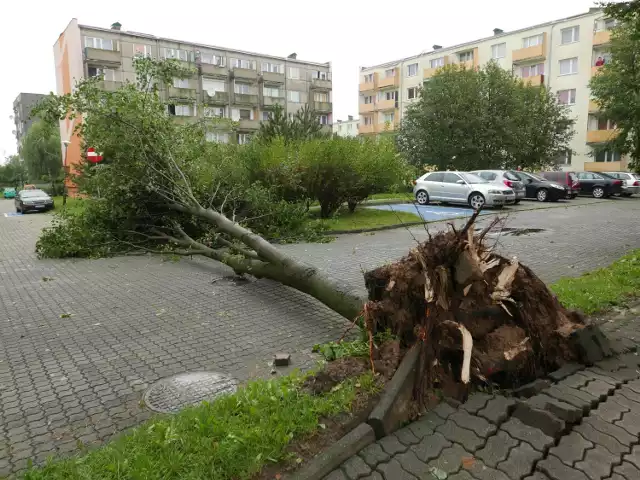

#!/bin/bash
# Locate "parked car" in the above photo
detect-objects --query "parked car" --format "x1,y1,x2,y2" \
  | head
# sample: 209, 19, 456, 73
575, 172, 623, 198
469, 170, 526, 203
602, 171, 640, 197
510, 171, 568, 202
14, 189, 54, 213
539, 171, 580, 199
3, 187, 16, 199
413, 171, 516, 209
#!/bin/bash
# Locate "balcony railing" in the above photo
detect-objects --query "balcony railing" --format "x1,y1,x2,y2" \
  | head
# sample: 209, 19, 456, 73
376, 99, 397, 111
311, 77, 332, 90
512, 33, 547, 63
523, 74, 544, 86
232, 68, 258, 80
262, 71, 285, 83
359, 103, 375, 114
313, 101, 332, 112
588, 99, 600, 112
359, 123, 375, 135
234, 93, 259, 105
168, 87, 198, 100
584, 160, 627, 172
238, 119, 260, 130
263, 96, 286, 108
99, 80, 123, 92
204, 91, 229, 105
586, 129, 619, 143
424, 57, 450, 79
593, 30, 612, 46
378, 71, 399, 88
591, 65, 604, 77
84, 47, 121, 64
200, 63, 228, 77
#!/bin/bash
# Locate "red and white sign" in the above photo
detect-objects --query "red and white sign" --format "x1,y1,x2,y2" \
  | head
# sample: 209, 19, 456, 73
87, 147, 104, 163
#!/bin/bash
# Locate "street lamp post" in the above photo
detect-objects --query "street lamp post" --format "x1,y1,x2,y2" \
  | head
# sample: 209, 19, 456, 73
62, 140, 70, 206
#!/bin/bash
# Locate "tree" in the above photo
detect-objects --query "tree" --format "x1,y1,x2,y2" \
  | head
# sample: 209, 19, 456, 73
20, 119, 62, 188
256, 104, 328, 143
396, 62, 574, 171
37, 57, 363, 320
589, 1, 640, 172
0, 155, 27, 187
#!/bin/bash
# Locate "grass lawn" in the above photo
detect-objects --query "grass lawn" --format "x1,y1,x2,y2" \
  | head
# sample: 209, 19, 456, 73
367, 192, 413, 201
23, 372, 378, 480
50, 196, 86, 215
315, 207, 423, 232
551, 249, 640, 314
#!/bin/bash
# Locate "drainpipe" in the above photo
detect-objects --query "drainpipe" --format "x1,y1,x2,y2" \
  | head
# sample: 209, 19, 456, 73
547, 23, 558, 88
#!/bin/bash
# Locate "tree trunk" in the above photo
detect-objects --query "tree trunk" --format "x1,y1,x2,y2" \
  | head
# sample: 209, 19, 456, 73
347, 200, 357, 213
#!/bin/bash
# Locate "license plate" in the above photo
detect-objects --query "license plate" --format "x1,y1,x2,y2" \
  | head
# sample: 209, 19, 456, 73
35, 205, 45, 209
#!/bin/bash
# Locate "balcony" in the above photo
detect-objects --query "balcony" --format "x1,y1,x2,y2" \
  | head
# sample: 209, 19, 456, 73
168, 87, 198, 100
200, 63, 228, 77
584, 160, 627, 172
239, 119, 260, 130
512, 33, 547, 63
375, 121, 398, 133
359, 103, 375, 114
359, 123, 376, 135
591, 65, 604, 77
172, 116, 198, 125
84, 47, 121, 65
99, 80, 123, 92
311, 77, 332, 90
378, 71, 399, 88
263, 96, 286, 108
377, 99, 397, 111
232, 68, 258, 81
313, 101, 332, 112
204, 91, 229, 105
523, 74, 544, 86
234, 93, 259, 105
262, 71, 285, 83
589, 99, 600, 112
359, 74, 377, 92
586, 129, 619, 143
593, 30, 612, 46
424, 56, 450, 79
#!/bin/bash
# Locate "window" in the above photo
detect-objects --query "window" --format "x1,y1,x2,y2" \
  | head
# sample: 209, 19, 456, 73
595, 150, 622, 162
557, 89, 576, 105
288, 91, 301, 102
261, 62, 282, 73
520, 63, 544, 77
314, 71, 329, 80
430, 57, 445, 68
314, 92, 329, 102
364, 116, 374, 126
458, 51, 473, 63
88, 67, 116, 81
163, 48, 191, 62
491, 43, 506, 59
407, 63, 418, 77
204, 107, 225, 118
382, 112, 395, 124
407, 87, 418, 100
84, 37, 114, 51
262, 111, 271, 121
477, 172, 497, 181
239, 109, 252, 120
173, 78, 189, 89
384, 69, 396, 78
554, 150, 572, 165
200, 53, 225, 66
134, 44, 152, 57
169, 104, 193, 116
206, 132, 229, 143
378, 90, 397, 102
603, 18, 617, 31
288, 67, 300, 79
426, 172, 444, 182
363, 95, 374, 104
443, 172, 462, 184
597, 118, 616, 130
234, 82, 252, 94
232, 58, 255, 70
364, 73, 374, 83
522, 34, 543, 48
238, 133, 252, 145
561, 26, 580, 44
319, 114, 329, 125
559, 57, 578, 75
202, 79, 226, 94
264, 86, 282, 97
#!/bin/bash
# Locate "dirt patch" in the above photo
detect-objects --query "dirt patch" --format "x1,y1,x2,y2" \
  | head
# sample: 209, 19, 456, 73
302, 357, 369, 395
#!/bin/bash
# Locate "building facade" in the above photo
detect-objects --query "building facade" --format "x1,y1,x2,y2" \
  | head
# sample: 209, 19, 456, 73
333, 116, 359, 137
13, 93, 47, 149
54, 19, 332, 189
358, 8, 620, 172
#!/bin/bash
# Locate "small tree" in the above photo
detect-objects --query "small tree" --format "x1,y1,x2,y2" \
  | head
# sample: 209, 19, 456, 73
256, 104, 328, 143
20, 119, 62, 190
397, 62, 574, 171
589, 0, 640, 172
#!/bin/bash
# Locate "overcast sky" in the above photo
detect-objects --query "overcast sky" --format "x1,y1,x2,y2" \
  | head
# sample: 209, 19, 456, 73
1, 0, 595, 161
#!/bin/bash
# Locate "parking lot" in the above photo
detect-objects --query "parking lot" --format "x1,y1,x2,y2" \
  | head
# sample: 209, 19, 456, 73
1, 196, 640, 475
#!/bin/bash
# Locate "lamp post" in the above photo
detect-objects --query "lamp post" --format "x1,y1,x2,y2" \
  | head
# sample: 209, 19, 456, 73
62, 140, 70, 206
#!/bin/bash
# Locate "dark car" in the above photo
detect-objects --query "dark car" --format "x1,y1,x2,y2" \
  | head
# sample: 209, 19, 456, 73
14, 189, 54, 213
539, 171, 580, 199
575, 172, 623, 198
511, 171, 568, 202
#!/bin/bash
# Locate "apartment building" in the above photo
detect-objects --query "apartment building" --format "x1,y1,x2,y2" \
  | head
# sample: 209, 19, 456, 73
333, 116, 359, 137
13, 93, 47, 149
54, 19, 332, 186
358, 8, 620, 172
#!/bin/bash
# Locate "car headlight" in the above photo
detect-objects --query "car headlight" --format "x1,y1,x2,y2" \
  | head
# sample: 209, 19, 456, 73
488, 190, 503, 194
552, 184, 564, 189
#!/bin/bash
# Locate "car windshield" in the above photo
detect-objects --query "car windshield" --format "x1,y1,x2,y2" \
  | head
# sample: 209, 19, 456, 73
635, 174, 640, 180
20, 190, 47, 198
460, 173, 488, 184
524, 172, 546, 181
5, 188, 15, 192
504, 171, 521, 181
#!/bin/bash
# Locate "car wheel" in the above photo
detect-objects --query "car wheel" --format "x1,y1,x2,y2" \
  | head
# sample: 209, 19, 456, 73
536, 188, 548, 202
468, 192, 485, 210
514, 199, 521, 205
415, 190, 429, 205
592, 186, 605, 198
622, 193, 632, 197
15, 206, 20, 213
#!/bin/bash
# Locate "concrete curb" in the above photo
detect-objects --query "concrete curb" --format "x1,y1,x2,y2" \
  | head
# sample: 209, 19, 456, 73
287, 423, 376, 480
367, 344, 421, 439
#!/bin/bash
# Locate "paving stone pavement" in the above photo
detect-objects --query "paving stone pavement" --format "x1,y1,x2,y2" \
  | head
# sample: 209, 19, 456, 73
0, 198, 640, 477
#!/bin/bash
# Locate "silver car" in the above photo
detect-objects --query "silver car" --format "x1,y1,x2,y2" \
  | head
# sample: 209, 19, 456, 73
469, 170, 526, 203
605, 172, 640, 196
413, 171, 516, 209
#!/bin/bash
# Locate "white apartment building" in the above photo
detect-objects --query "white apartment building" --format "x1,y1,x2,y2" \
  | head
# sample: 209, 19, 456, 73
333, 116, 359, 137
358, 8, 620, 172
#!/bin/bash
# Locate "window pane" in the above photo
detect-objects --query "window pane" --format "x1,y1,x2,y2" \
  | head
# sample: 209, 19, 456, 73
443, 173, 461, 184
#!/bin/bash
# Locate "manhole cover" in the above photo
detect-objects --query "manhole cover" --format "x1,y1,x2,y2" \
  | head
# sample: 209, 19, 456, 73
143, 371, 238, 413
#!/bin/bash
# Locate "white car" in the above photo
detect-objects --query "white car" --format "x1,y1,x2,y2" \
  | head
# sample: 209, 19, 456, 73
469, 170, 526, 203
413, 171, 516, 209
604, 172, 640, 197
